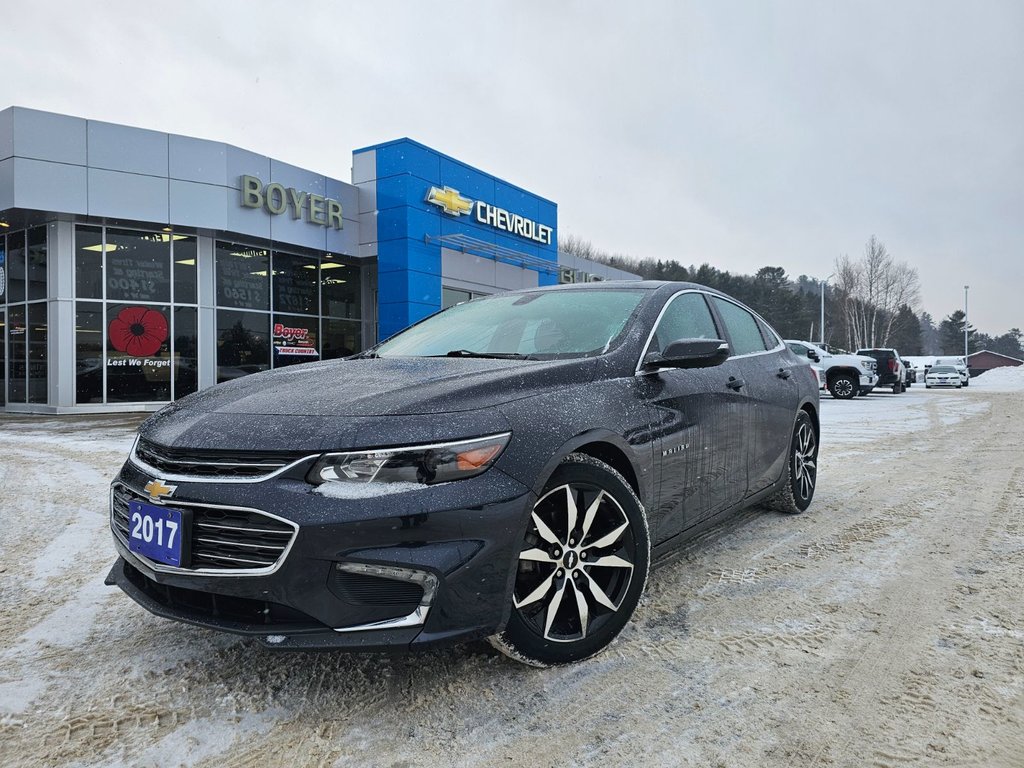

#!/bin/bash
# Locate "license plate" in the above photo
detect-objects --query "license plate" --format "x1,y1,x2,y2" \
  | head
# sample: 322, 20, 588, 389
128, 501, 186, 567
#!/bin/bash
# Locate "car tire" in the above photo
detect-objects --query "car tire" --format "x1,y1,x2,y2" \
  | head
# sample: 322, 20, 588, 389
829, 374, 857, 400
892, 382, 901, 394
489, 453, 650, 667
926, 385, 932, 389
964, 379, 970, 387
766, 410, 818, 515
957, 384, 962, 389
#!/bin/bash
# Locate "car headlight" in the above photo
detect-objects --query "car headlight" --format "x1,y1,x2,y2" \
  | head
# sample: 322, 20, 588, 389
308, 432, 512, 486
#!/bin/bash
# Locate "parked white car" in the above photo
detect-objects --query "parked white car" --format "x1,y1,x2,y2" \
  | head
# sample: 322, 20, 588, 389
925, 365, 963, 388
785, 340, 878, 400
933, 356, 970, 387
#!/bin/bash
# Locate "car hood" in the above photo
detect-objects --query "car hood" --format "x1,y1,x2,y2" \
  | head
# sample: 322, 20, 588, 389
181, 357, 597, 417
137, 356, 599, 452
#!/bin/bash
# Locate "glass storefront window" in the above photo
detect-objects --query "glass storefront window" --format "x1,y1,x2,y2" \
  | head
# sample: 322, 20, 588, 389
106, 229, 171, 303
216, 242, 269, 310
322, 318, 361, 360
8, 231, 25, 303
320, 258, 360, 319
27, 227, 47, 301
271, 314, 319, 368
173, 236, 198, 304
217, 309, 270, 383
442, 287, 471, 309
7, 304, 26, 403
106, 303, 172, 402
173, 306, 199, 399
0, 235, 7, 304
272, 252, 319, 315
75, 302, 104, 404
27, 302, 48, 403
75, 226, 104, 299
0, 309, 5, 407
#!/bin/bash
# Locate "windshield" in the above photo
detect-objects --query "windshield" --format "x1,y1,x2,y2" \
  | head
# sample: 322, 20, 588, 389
375, 289, 649, 359
930, 366, 957, 373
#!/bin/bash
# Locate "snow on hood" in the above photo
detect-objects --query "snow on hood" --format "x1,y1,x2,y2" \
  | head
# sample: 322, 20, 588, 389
167, 356, 598, 417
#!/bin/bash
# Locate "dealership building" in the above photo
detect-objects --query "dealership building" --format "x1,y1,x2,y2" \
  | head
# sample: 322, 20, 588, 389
0, 106, 636, 413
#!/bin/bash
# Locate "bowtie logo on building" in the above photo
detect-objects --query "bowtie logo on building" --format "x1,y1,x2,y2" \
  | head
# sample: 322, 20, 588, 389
426, 186, 474, 217
144, 479, 177, 502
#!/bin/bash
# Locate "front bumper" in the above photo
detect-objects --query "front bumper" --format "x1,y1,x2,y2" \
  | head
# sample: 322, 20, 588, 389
107, 458, 535, 651
859, 373, 878, 387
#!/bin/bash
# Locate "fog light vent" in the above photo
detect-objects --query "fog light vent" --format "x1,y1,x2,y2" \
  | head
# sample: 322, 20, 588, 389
333, 570, 424, 606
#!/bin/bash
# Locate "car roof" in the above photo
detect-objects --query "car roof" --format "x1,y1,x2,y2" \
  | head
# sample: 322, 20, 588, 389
500, 280, 732, 299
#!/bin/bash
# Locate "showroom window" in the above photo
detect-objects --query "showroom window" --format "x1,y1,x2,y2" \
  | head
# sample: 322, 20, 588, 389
73, 225, 198, 404
442, 286, 490, 309
215, 241, 362, 378
3, 227, 49, 404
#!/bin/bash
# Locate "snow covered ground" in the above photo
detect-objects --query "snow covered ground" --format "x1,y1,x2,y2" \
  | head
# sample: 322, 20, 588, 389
1, 385, 1023, 767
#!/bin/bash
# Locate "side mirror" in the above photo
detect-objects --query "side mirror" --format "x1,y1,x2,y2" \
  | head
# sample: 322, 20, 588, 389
644, 338, 730, 370
807, 350, 821, 362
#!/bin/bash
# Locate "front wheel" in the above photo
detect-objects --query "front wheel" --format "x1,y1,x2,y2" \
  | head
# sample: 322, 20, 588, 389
490, 454, 650, 667
766, 410, 818, 514
829, 374, 857, 400
964, 379, 970, 387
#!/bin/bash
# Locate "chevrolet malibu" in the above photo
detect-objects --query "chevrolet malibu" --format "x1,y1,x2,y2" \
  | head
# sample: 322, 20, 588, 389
107, 281, 819, 666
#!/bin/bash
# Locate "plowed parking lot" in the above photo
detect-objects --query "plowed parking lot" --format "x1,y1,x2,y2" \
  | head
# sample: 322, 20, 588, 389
1, 383, 1022, 767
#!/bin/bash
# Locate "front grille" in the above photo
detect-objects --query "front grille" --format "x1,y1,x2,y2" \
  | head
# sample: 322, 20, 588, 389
122, 561, 322, 630
134, 438, 306, 479
331, 570, 424, 606
111, 484, 297, 571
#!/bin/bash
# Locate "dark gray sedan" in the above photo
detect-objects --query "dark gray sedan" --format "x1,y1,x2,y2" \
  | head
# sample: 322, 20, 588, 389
107, 281, 819, 666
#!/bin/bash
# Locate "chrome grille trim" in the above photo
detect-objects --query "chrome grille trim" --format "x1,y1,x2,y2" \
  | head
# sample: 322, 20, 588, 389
109, 482, 299, 577
129, 436, 319, 483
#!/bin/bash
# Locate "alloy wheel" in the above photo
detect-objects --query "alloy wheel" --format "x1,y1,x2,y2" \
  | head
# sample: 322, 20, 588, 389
792, 420, 817, 502
513, 483, 636, 643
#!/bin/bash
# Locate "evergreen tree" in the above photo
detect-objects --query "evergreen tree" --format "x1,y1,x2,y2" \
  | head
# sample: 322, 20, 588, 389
938, 310, 976, 355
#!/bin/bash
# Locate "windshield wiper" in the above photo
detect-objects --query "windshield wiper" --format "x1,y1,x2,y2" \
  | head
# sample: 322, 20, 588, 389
440, 350, 534, 360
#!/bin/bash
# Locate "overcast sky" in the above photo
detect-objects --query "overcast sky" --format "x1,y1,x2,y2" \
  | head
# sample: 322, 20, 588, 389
4, 1, 1021, 333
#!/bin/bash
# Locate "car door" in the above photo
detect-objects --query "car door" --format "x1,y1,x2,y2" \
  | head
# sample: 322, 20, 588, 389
709, 296, 798, 496
637, 291, 747, 542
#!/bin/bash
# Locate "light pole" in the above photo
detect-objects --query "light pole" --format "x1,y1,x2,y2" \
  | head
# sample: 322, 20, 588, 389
964, 285, 970, 359
820, 273, 834, 347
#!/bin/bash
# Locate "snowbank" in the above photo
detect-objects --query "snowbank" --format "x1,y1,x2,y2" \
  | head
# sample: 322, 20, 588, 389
970, 365, 1024, 392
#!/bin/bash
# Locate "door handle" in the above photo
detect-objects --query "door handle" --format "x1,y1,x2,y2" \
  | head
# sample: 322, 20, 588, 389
777, 368, 792, 379
726, 377, 746, 391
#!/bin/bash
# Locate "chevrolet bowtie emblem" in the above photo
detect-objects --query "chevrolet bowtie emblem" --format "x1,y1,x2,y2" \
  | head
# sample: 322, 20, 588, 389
144, 479, 177, 502
426, 186, 474, 217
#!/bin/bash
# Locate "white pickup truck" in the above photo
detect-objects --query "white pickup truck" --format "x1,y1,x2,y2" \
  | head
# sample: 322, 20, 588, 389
785, 340, 879, 400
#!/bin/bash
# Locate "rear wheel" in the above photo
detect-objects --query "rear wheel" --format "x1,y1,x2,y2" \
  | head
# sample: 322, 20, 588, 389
766, 411, 818, 514
892, 382, 902, 394
490, 454, 650, 667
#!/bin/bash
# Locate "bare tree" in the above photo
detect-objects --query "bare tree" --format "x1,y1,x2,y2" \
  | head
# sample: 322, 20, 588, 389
833, 236, 920, 349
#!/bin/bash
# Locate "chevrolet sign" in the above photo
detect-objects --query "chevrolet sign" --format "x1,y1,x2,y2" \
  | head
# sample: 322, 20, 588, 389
426, 186, 553, 246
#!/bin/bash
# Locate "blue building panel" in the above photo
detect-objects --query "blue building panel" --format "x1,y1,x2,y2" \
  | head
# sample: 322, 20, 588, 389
356, 136, 559, 339
377, 238, 441, 277
373, 140, 441, 182
438, 157, 496, 204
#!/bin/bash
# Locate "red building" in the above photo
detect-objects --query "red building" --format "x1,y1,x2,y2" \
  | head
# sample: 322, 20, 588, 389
967, 350, 1024, 376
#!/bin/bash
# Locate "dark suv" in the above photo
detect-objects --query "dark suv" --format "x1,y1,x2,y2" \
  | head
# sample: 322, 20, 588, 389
855, 348, 906, 394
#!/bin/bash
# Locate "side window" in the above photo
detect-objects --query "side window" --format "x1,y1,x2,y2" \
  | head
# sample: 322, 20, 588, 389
787, 342, 808, 356
757, 318, 781, 350
711, 297, 768, 356
652, 293, 719, 352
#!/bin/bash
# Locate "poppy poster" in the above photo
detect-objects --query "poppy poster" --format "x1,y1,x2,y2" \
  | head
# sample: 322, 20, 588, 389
106, 305, 172, 400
